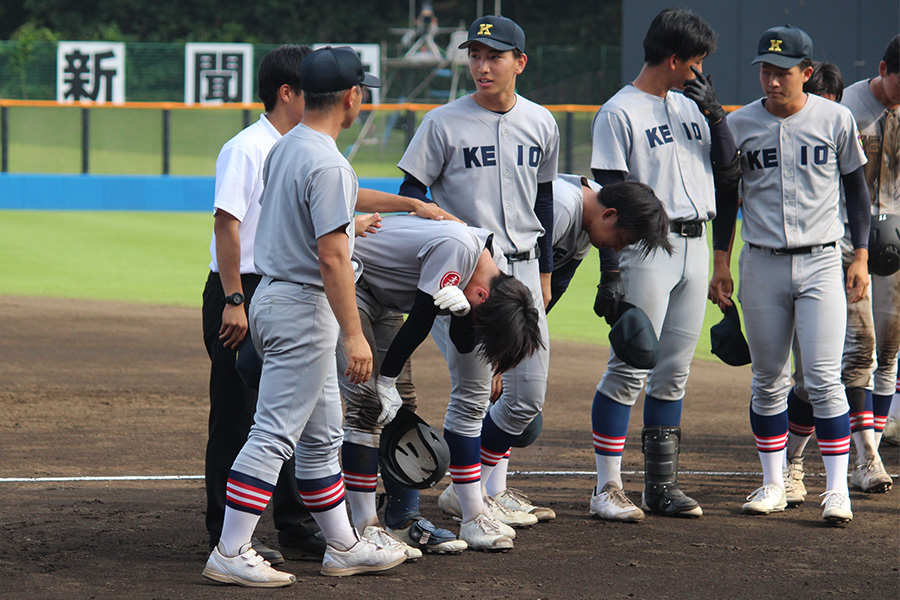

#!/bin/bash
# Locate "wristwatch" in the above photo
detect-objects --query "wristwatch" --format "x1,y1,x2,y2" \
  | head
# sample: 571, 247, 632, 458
225, 292, 245, 306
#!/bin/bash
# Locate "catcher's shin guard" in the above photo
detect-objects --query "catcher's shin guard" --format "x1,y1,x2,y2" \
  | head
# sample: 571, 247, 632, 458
641, 427, 703, 518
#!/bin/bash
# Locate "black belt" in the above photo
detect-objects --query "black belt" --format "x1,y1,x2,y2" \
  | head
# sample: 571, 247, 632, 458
748, 242, 836, 255
507, 246, 541, 262
670, 220, 705, 237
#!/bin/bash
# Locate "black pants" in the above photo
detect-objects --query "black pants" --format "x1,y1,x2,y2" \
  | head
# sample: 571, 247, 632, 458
202, 271, 319, 547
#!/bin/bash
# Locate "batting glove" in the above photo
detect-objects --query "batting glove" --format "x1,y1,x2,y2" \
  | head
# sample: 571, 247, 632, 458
433, 285, 471, 316
594, 271, 624, 325
684, 66, 725, 123
375, 375, 403, 425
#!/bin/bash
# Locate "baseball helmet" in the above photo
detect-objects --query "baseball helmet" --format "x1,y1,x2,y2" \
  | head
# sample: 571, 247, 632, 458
379, 408, 450, 490
608, 302, 659, 370
868, 213, 900, 277
511, 412, 543, 448
710, 303, 752, 366
235, 334, 263, 391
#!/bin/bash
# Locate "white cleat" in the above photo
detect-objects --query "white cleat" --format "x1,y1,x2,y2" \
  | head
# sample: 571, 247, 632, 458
361, 525, 423, 560
849, 458, 893, 493
784, 457, 807, 507
320, 534, 407, 577
484, 494, 538, 528
590, 482, 645, 522
883, 416, 900, 446
437, 483, 519, 537
203, 543, 296, 588
820, 491, 853, 524
494, 487, 556, 522
742, 484, 787, 514
459, 514, 514, 551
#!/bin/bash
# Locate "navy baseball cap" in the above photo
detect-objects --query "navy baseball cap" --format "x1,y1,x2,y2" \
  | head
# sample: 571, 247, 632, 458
710, 304, 752, 367
300, 46, 381, 93
752, 25, 813, 69
459, 15, 526, 53
608, 302, 659, 370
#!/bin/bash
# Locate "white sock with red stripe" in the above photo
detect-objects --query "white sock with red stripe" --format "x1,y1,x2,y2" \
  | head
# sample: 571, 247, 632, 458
815, 412, 851, 494
484, 454, 510, 497
455, 481, 485, 522
480, 446, 508, 497
218, 470, 275, 556
750, 408, 788, 487
595, 454, 623, 489
822, 454, 850, 494
341, 441, 380, 530
298, 474, 356, 548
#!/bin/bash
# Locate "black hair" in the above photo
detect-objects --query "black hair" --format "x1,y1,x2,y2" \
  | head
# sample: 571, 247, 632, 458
643, 8, 717, 65
474, 273, 544, 374
804, 62, 844, 102
598, 182, 673, 258
257, 44, 312, 112
302, 88, 352, 111
884, 34, 900, 74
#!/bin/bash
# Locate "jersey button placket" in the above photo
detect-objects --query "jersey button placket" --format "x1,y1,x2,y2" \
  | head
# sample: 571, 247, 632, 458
781, 122, 797, 247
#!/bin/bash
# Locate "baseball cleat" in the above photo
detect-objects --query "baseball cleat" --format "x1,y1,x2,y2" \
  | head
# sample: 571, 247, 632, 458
249, 536, 284, 565
437, 483, 521, 536
820, 491, 853, 524
741, 483, 787, 514
883, 416, 900, 446
459, 514, 514, 551
484, 494, 538, 528
784, 457, 807, 507
849, 458, 893, 493
494, 487, 557, 522
590, 482, 645, 522
387, 516, 467, 554
320, 534, 407, 577
641, 484, 703, 518
203, 543, 297, 587
361, 525, 423, 561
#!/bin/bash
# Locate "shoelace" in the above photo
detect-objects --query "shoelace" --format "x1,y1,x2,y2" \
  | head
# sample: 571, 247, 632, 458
604, 486, 634, 508
367, 527, 407, 550
485, 495, 517, 517
476, 514, 505, 535
746, 485, 776, 501
818, 491, 848, 507
503, 487, 534, 508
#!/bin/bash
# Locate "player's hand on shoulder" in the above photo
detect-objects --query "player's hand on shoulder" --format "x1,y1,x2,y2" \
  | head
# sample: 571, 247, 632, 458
410, 200, 465, 224
354, 212, 382, 237
684, 66, 725, 124
594, 271, 624, 325
343, 331, 373, 384
434, 285, 471, 316
375, 374, 403, 424
220, 304, 249, 349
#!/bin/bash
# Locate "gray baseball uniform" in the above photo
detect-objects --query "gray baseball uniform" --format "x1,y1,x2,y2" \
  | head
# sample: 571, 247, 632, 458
841, 79, 900, 398
233, 123, 359, 484
398, 93, 558, 436
338, 216, 500, 442
591, 86, 713, 405
728, 94, 867, 417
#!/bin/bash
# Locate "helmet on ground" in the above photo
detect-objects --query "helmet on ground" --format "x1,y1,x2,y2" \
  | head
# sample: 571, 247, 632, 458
379, 407, 450, 489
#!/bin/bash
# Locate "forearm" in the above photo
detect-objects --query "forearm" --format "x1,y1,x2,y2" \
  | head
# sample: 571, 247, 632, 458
535, 181, 554, 273
214, 215, 243, 295
842, 166, 872, 249
357, 187, 421, 214
380, 292, 438, 377
708, 116, 737, 167
712, 185, 739, 252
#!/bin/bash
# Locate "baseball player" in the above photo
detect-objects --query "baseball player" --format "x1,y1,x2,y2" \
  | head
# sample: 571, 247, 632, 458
709, 25, 871, 524
804, 61, 844, 102
588, 8, 739, 522
339, 215, 543, 551
785, 36, 899, 497
396, 14, 561, 531
203, 46, 407, 587
481, 174, 672, 510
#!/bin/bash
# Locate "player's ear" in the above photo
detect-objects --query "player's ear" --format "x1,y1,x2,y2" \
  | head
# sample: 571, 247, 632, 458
515, 52, 527, 74
600, 207, 618, 222
278, 83, 294, 104
879, 60, 888, 77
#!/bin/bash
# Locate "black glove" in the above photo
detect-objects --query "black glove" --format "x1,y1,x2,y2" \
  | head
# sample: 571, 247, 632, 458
594, 271, 624, 326
683, 65, 725, 123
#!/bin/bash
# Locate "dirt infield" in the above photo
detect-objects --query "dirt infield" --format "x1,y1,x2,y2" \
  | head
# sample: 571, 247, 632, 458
1, 296, 897, 600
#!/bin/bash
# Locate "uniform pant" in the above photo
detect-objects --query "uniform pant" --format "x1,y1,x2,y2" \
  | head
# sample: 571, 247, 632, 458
338, 286, 417, 448
433, 256, 550, 437
598, 232, 709, 405
232, 279, 344, 486
201, 271, 317, 546
739, 245, 848, 418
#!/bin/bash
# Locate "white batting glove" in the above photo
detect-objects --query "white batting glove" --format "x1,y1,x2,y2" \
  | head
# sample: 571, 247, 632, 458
433, 285, 471, 316
375, 374, 403, 425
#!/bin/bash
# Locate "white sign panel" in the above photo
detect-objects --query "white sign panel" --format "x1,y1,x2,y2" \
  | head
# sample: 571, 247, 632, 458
185, 43, 254, 105
312, 44, 381, 105
57, 41, 126, 104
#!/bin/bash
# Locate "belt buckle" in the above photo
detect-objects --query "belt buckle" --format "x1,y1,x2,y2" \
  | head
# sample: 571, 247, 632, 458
772, 247, 788, 256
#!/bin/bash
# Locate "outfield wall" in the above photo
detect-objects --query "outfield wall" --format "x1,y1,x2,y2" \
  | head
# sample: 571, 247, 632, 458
0, 174, 403, 211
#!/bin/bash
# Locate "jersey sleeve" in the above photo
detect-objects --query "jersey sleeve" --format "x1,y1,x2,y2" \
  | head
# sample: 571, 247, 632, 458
417, 237, 478, 297
397, 115, 449, 188
214, 144, 257, 221
835, 109, 867, 175
538, 117, 560, 184
307, 166, 357, 239
590, 109, 632, 174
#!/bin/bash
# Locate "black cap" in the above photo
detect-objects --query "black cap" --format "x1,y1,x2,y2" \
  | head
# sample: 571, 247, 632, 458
752, 25, 813, 69
459, 15, 525, 53
608, 302, 659, 370
300, 46, 382, 93
710, 304, 752, 367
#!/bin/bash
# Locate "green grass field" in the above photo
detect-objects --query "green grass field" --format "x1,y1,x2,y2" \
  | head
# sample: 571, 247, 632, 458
0, 209, 742, 360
